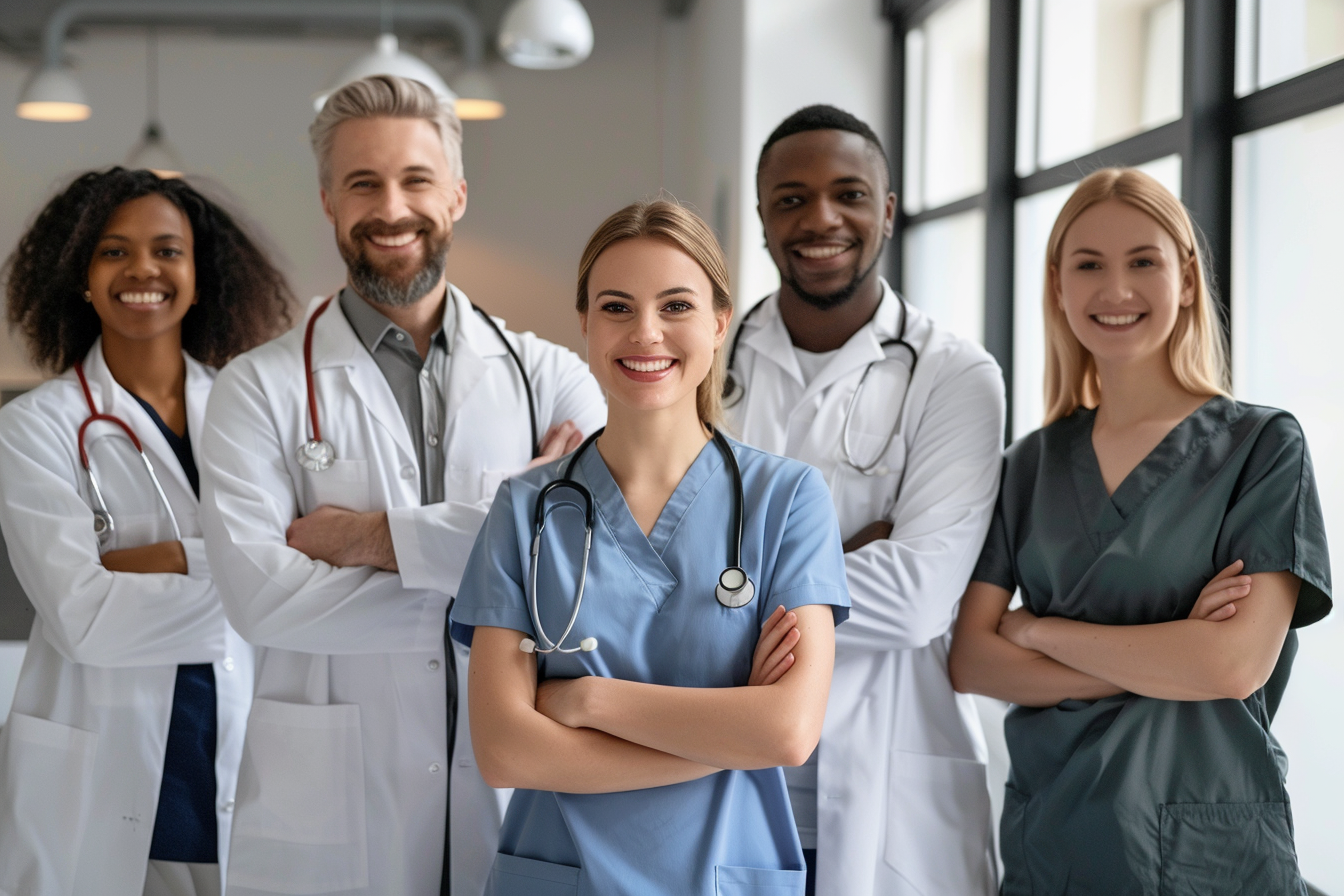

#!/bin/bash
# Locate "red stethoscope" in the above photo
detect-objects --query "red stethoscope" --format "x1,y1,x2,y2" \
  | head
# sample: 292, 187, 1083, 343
294, 292, 541, 474
74, 361, 182, 547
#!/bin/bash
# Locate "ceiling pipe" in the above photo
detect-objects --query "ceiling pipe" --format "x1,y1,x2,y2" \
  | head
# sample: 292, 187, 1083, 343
37, 1, 485, 70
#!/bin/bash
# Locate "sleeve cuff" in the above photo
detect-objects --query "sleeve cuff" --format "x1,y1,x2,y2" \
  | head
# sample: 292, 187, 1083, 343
448, 605, 536, 647
768, 583, 851, 626
181, 537, 211, 580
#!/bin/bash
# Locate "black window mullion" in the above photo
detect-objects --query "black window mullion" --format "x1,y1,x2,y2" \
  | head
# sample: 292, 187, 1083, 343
984, 0, 1020, 431
1016, 120, 1183, 198
1180, 0, 1237, 351
887, 20, 907, 291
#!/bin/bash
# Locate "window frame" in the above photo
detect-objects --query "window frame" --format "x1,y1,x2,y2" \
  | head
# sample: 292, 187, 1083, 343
883, 0, 1344, 435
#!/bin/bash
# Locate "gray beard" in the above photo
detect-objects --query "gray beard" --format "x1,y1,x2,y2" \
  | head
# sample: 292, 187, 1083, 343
346, 249, 447, 308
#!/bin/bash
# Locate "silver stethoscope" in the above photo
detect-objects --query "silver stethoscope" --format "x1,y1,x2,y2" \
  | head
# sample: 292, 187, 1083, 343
74, 361, 182, 547
295, 291, 540, 473
723, 294, 919, 476
520, 427, 755, 656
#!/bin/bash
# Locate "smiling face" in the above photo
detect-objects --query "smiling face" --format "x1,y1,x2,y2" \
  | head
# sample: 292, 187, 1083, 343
757, 129, 895, 309
1053, 198, 1195, 369
580, 237, 729, 420
86, 193, 196, 350
320, 116, 467, 307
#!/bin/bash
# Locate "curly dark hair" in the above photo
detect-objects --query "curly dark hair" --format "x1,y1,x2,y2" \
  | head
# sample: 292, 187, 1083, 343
4, 167, 294, 372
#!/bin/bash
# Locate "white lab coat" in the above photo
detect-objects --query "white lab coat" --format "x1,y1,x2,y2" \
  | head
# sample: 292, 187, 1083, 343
0, 342, 253, 896
198, 289, 605, 896
726, 283, 1004, 896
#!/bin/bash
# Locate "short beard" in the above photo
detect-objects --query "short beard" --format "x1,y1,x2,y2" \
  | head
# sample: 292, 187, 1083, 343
339, 217, 451, 308
784, 249, 884, 311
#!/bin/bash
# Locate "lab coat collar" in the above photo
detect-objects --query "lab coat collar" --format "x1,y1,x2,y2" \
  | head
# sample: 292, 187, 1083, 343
76, 338, 212, 502
742, 279, 922, 400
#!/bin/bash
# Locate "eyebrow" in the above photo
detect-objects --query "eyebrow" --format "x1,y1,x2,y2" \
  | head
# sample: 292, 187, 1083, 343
97, 233, 184, 242
1070, 244, 1164, 256
342, 165, 436, 184
770, 175, 871, 193
595, 287, 696, 300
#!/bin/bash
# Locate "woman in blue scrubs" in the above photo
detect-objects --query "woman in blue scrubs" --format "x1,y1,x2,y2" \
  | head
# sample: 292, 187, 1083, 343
948, 168, 1331, 894
450, 199, 849, 896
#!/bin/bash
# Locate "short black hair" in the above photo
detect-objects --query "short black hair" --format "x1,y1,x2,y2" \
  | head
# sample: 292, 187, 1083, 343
756, 104, 891, 189
4, 168, 294, 373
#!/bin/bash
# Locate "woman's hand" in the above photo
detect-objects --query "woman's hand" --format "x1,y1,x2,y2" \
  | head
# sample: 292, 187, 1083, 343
749, 605, 800, 686
535, 677, 593, 729
100, 540, 188, 574
997, 605, 1039, 650
1188, 559, 1252, 622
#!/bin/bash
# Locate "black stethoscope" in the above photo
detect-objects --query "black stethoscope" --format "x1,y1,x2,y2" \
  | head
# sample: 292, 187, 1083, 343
722, 294, 919, 476
296, 291, 540, 473
519, 426, 754, 656
74, 361, 183, 547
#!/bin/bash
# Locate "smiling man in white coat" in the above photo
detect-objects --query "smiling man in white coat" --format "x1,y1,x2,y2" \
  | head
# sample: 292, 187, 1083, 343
198, 75, 605, 896
726, 105, 1005, 896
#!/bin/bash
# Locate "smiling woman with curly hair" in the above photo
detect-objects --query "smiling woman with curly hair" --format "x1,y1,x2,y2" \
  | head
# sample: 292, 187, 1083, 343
0, 167, 292, 896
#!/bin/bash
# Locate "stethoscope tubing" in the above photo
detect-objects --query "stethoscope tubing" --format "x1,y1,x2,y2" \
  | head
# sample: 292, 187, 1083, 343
300, 290, 540, 468
724, 293, 918, 478
74, 361, 183, 544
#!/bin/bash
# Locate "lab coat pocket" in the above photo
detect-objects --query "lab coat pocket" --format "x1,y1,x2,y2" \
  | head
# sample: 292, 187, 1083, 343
480, 468, 513, 501
882, 751, 996, 895
0, 713, 99, 895
1158, 802, 1301, 896
301, 459, 371, 514
227, 699, 368, 893
488, 852, 580, 896
714, 864, 806, 896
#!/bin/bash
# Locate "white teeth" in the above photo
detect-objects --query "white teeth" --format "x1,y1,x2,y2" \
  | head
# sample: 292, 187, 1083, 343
1095, 313, 1141, 325
369, 232, 418, 247
118, 292, 167, 304
796, 245, 849, 259
620, 358, 674, 372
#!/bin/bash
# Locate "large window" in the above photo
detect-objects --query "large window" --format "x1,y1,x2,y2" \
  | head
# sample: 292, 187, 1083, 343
887, 1, 1344, 891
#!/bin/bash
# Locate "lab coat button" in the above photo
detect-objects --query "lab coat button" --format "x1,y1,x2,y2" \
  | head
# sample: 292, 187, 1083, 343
428, 659, 440, 671
222, 657, 235, 672
427, 434, 440, 447
429, 763, 442, 774
401, 465, 416, 479
394, 332, 406, 342
223, 800, 235, 812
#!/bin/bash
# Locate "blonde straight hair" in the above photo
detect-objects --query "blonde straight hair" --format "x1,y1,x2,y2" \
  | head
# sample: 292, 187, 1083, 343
576, 199, 733, 429
1042, 168, 1230, 425
309, 74, 463, 188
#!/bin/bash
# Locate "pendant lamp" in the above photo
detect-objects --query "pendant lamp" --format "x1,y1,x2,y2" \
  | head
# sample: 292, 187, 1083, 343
498, 0, 594, 70
125, 29, 184, 178
17, 65, 90, 121
315, 33, 457, 111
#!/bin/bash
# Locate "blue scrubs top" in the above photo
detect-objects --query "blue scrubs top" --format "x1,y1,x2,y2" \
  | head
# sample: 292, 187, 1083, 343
451, 436, 849, 896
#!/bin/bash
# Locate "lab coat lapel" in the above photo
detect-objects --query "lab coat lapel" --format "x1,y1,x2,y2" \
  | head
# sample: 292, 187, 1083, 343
445, 288, 508, 426
800, 282, 905, 401
308, 293, 417, 463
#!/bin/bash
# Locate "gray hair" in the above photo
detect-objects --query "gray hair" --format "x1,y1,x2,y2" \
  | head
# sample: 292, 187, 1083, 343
310, 74, 464, 188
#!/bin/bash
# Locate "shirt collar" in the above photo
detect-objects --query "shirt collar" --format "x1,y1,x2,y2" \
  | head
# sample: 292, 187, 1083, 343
338, 285, 455, 355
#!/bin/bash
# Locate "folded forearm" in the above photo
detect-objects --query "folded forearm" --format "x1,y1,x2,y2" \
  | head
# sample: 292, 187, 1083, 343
477, 708, 718, 793
949, 631, 1124, 707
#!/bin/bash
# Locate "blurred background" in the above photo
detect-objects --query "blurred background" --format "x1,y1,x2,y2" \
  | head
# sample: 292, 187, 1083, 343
0, 1, 1339, 891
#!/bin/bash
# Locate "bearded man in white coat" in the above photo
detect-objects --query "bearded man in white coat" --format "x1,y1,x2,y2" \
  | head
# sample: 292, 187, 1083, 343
198, 75, 605, 896
725, 105, 1005, 896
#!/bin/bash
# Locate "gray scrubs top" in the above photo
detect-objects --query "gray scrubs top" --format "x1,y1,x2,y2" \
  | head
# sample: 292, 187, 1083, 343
973, 397, 1331, 896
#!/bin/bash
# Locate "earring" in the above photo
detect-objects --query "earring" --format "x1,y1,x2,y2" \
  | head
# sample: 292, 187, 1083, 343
83, 290, 92, 302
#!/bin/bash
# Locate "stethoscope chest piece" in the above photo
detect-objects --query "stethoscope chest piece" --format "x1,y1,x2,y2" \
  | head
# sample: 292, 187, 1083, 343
92, 509, 113, 544
296, 438, 336, 473
716, 566, 755, 608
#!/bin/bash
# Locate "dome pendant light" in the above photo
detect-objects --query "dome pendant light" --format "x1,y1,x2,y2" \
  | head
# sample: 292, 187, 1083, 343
125, 29, 184, 178
17, 66, 90, 121
315, 33, 457, 111
498, 0, 594, 70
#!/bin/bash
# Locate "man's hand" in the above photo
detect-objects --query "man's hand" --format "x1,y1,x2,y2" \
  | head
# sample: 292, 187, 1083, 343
101, 540, 188, 574
749, 605, 801, 686
996, 605, 1039, 650
526, 420, 585, 471
286, 506, 398, 571
842, 519, 893, 553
